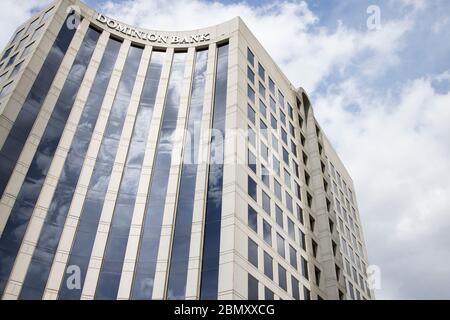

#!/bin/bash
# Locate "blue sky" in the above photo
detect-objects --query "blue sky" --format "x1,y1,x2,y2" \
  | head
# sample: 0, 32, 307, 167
1, 0, 449, 299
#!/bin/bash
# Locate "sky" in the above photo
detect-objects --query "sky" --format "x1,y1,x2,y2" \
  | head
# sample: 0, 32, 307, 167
1, 0, 449, 300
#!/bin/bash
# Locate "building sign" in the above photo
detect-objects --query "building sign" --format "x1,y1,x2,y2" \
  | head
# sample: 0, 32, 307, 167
96, 13, 211, 44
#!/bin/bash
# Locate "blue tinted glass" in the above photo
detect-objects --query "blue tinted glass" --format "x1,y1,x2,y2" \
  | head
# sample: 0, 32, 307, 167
58, 44, 142, 301
0, 15, 77, 198
0, 26, 99, 299
131, 52, 187, 300
199, 44, 229, 300
94, 50, 164, 300
167, 50, 208, 300
17, 27, 101, 299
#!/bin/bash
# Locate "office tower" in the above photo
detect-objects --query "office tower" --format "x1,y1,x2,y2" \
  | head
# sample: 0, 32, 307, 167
0, 0, 373, 300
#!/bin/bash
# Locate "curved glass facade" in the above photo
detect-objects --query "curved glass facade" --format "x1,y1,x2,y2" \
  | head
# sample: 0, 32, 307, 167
0, 0, 373, 301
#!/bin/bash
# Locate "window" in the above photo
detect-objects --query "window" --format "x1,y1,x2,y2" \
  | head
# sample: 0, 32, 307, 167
248, 205, 258, 233
258, 62, 265, 80
311, 239, 318, 258
21, 42, 35, 59
262, 191, 271, 215
278, 265, 287, 290
0, 81, 13, 98
260, 120, 268, 140
259, 99, 267, 118
279, 110, 286, 125
247, 48, 254, 66
264, 252, 273, 280
31, 25, 45, 42
314, 266, 321, 286
260, 141, 268, 161
274, 179, 282, 200
9, 60, 24, 79
270, 114, 277, 129
287, 218, 295, 240
265, 287, 274, 299
275, 205, 284, 228
247, 84, 255, 103
261, 165, 269, 187
288, 103, 294, 119
285, 192, 293, 213
263, 220, 272, 245
248, 125, 256, 147
1, 46, 14, 62
284, 169, 291, 189
278, 90, 285, 107
299, 229, 306, 251
270, 96, 276, 112
26, 18, 40, 33
248, 176, 257, 201
276, 233, 285, 258
6, 53, 18, 68
247, 104, 256, 124
297, 204, 304, 225
248, 149, 256, 173
259, 81, 266, 98
11, 28, 25, 44
16, 36, 29, 52
41, 8, 54, 23
248, 238, 258, 267
247, 66, 254, 83
281, 128, 288, 144
248, 274, 259, 299
303, 286, 311, 300
272, 156, 280, 176
289, 245, 298, 269
301, 256, 309, 280
0, 72, 8, 84
291, 276, 300, 300
272, 135, 279, 154
268, 77, 275, 95
282, 148, 289, 165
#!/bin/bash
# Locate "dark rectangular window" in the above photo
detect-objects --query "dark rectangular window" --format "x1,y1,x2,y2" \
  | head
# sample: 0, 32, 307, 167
289, 245, 298, 270
248, 84, 255, 103
291, 276, 300, 300
248, 238, 258, 267
248, 205, 258, 233
262, 191, 271, 215
265, 287, 274, 299
247, 104, 256, 124
301, 256, 309, 280
258, 62, 265, 81
303, 286, 311, 300
247, 66, 254, 83
247, 48, 254, 66
278, 265, 287, 290
275, 205, 284, 228
248, 149, 256, 173
263, 220, 272, 245
248, 176, 257, 202
264, 251, 273, 280
276, 233, 285, 259
268, 77, 275, 95
248, 274, 259, 300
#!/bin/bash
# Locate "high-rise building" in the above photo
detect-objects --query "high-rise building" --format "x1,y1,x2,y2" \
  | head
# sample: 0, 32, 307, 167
0, 0, 373, 300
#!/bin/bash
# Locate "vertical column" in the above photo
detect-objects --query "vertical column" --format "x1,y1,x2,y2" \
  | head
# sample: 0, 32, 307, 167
117, 49, 174, 300
0, 19, 90, 300
152, 47, 196, 300
184, 44, 217, 300
5, 27, 106, 300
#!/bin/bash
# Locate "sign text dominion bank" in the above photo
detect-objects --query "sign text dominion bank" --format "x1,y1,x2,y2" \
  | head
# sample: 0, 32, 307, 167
96, 13, 211, 45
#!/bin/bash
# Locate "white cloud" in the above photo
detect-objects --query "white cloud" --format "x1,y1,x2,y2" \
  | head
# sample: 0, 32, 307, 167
99, 0, 413, 92
314, 72, 450, 299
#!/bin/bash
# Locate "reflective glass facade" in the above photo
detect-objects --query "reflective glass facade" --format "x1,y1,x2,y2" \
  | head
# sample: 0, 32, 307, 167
0, 0, 372, 301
